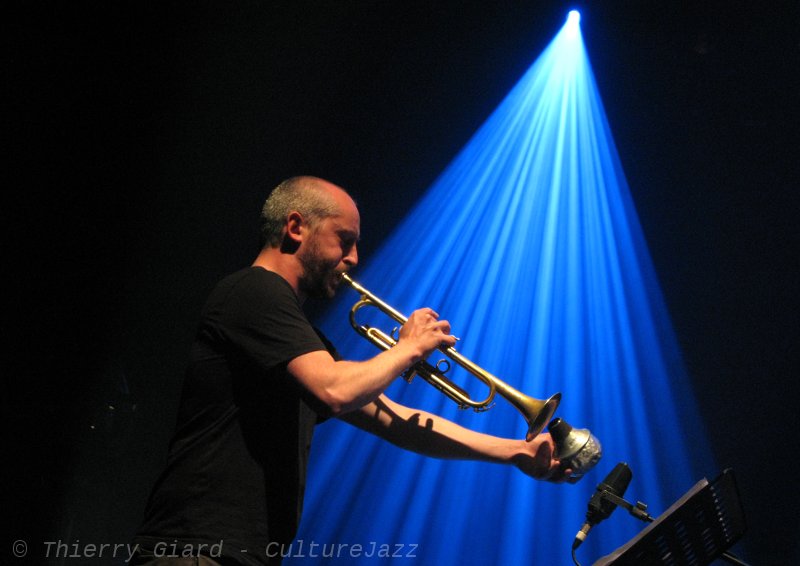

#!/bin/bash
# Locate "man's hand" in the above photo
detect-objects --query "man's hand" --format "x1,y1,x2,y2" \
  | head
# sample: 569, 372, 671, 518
512, 433, 580, 483
397, 308, 457, 363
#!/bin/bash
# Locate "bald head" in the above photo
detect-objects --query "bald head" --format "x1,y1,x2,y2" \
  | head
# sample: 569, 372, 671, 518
260, 176, 355, 248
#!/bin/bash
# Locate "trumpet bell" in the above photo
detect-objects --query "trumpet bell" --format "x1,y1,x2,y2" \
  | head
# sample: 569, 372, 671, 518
523, 392, 561, 441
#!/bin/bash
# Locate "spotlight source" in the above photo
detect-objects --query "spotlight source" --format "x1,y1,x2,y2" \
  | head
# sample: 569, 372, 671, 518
566, 10, 581, 39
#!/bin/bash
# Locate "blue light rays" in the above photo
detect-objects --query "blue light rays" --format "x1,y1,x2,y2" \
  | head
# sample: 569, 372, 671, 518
293, 13, 715, 565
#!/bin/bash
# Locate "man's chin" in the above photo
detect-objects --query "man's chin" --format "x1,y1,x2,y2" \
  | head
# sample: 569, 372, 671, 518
306, 279, 339, 300
324, 279, 342, 299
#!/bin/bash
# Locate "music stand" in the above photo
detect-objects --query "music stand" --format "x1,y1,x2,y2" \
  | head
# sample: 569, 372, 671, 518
593, 469, 747, 566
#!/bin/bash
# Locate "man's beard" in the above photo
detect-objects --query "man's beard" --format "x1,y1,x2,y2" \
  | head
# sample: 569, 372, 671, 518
298, 241, 341, 299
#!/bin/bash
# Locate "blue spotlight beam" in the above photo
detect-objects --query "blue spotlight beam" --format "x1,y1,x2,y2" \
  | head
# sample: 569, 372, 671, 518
293, 12, 715, 566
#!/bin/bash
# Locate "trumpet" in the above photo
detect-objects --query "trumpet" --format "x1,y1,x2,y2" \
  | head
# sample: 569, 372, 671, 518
340, 273, 561, 441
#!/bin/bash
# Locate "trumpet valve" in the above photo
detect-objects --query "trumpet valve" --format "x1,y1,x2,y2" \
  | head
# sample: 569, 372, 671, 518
402, 368, 418, 383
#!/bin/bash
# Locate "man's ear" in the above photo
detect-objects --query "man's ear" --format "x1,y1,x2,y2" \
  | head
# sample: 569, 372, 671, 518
286, 211, 305, 243
280, 211, 304, 253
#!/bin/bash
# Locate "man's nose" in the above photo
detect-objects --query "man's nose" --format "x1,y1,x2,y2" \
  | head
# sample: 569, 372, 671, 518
344, 244, 358, 267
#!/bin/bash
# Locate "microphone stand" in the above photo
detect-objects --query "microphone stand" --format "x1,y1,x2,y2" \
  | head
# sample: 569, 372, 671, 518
599, 490, 751, 566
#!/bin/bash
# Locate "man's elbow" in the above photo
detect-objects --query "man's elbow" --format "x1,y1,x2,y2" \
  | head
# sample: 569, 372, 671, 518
313, 386, 347, 416
317, 385, 365, 417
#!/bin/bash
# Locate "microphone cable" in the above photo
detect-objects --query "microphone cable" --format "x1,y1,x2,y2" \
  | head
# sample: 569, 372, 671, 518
571, 545, 582, 566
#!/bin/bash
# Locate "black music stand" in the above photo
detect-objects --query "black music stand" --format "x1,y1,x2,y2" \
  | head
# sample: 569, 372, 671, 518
593, 469, 747, 566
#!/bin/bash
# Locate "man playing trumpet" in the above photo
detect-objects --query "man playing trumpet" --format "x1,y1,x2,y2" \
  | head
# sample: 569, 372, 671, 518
132, 176, 578, 565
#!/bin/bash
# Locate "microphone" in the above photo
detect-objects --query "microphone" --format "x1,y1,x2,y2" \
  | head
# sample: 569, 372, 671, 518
572, 462, 633, 550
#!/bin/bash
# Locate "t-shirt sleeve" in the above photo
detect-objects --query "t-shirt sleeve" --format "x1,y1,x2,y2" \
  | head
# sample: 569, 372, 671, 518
202, 270, 327, 371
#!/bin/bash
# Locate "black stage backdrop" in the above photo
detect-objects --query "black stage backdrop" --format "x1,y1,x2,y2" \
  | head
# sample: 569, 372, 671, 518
7, 2, 798, 565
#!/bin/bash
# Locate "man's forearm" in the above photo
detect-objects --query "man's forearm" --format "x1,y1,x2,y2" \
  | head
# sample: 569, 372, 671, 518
288, 308, 456, 415
340, 395, 525, 464
288, 343, 427, 414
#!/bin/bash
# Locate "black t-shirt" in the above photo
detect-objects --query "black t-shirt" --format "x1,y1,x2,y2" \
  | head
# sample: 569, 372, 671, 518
135, 267, 333, 565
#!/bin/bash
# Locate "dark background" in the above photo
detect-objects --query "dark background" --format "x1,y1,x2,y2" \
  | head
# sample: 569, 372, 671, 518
7, 2, 798, 565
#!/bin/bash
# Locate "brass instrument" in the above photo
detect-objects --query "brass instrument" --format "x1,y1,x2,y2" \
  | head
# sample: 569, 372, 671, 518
340, 273, 561, 440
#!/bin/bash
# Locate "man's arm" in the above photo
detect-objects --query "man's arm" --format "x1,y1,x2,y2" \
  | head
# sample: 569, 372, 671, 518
287, 308, 456, 415
338, 394, 574, 483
